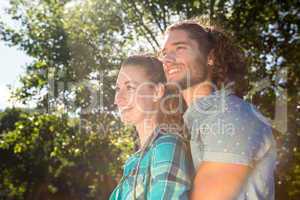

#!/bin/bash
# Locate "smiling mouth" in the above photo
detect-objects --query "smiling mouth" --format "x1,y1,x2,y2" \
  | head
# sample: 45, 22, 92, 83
167, 66, 182, 77
119, 107, 133, 114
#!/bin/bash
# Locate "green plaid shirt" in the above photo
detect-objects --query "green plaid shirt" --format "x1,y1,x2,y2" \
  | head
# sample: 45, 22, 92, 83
109, 129, 194, 200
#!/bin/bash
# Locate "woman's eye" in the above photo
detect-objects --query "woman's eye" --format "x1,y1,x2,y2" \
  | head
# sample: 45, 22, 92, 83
176, 46, 186, 51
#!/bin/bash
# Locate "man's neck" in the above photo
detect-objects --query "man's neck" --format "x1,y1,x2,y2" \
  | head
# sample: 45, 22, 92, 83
181, 81, 213, 106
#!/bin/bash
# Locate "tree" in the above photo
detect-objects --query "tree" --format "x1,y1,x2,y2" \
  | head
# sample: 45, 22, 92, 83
0, 108, 134, 199
0, 1, 135, 199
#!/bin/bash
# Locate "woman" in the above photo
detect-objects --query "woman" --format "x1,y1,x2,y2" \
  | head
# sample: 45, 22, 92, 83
110, 55, 193, 199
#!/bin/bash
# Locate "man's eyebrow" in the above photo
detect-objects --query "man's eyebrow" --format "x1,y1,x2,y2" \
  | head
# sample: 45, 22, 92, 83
161, 41, 190, 51
159, 41, 190, 54
172, 41, 190, 46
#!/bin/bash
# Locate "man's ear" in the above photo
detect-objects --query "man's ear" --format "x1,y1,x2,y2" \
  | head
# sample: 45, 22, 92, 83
154, 83, 165, 102
207, 50, 214, 66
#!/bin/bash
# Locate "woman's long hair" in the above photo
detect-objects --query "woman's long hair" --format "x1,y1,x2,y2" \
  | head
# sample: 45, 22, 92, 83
120, 54, 188, 199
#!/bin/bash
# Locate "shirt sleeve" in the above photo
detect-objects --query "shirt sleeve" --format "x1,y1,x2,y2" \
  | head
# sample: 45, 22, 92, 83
147, 134, 193, 200
190, 101, 275, 168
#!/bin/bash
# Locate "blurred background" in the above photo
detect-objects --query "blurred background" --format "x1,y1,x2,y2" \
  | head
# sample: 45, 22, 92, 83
0, 0, 299, 199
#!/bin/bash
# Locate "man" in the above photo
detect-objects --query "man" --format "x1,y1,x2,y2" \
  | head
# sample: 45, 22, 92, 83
160, 20, 277, 200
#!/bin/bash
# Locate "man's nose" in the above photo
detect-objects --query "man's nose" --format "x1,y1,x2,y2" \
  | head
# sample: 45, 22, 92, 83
162, 52, 176, 67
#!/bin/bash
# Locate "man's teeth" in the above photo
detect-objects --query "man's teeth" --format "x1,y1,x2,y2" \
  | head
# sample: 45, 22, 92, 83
168, 68, 180, 74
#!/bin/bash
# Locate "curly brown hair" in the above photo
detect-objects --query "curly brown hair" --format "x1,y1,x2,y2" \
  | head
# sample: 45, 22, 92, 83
165, 19, 248, 97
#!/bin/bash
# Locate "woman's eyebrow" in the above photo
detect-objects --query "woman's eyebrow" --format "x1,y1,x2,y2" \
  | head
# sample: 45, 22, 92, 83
124, 80, 139, 85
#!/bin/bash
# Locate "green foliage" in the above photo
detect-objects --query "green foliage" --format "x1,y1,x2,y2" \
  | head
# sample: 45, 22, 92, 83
0, 108, 134, 199
1, 0, 126, 111
0, 108, 25, 132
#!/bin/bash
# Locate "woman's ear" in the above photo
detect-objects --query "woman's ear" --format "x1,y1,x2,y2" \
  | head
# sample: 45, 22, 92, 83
153, 83, 165, 102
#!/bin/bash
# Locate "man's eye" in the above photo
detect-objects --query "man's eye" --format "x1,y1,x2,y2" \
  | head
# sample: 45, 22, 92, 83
127, 85, 136, 90
159, 51, 167, 58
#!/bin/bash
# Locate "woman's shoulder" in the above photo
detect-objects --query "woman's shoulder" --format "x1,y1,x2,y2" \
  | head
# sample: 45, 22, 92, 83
153, 129, 186, 147
150, 130, 187, 163
122, 151, 140, 175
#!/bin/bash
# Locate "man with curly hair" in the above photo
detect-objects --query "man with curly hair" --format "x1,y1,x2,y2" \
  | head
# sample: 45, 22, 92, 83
160, 20, 276, 200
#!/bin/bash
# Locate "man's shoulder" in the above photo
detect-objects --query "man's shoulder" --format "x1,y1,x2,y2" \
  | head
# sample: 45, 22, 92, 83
224, 95, 272, 130
190, 94, 267, 122
186, 93, 273, 139
188, 95, 276, 168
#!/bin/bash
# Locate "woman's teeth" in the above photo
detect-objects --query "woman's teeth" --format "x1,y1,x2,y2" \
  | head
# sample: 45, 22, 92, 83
119, 107, 132, 113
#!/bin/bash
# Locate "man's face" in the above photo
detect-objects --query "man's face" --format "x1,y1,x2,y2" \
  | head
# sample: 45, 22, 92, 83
160, 29, 209, 89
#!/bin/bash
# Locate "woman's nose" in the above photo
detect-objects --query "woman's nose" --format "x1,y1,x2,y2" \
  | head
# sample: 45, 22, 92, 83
114, 90, 128, 107
114, 91, 123, 106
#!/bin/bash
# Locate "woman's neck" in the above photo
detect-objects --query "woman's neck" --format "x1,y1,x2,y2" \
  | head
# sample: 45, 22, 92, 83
135, 117, 158, 149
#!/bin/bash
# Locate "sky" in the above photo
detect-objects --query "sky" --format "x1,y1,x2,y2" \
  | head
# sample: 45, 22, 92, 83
0, 0, 33, 109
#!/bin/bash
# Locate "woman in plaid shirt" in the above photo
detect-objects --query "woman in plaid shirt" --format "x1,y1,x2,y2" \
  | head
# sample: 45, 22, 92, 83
111, 55, 194, 200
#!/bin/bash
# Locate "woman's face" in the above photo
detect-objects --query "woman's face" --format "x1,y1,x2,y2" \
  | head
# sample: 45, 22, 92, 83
114, 65, 159, 125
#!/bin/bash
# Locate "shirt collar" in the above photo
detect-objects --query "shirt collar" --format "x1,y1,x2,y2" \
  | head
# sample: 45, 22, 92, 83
183, 88, 234, 124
